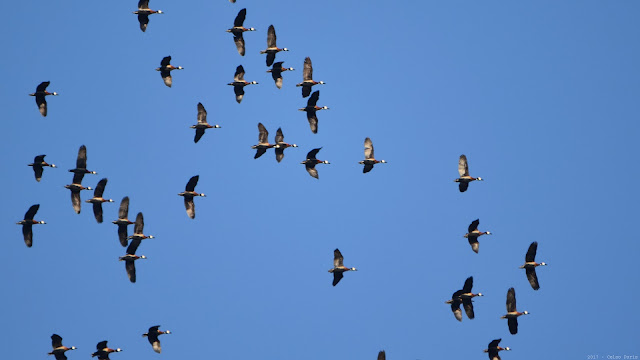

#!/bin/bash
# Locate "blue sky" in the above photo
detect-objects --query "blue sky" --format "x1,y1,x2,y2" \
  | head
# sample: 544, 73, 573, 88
1, 1, 639, 359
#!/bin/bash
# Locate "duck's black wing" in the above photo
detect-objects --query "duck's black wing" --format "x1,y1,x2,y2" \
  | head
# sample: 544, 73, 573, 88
185, 175, 199, 192
468, 219, 479, 233
234, 8, 246, 27
526, 268, 540, 290
525, 241, 538, 263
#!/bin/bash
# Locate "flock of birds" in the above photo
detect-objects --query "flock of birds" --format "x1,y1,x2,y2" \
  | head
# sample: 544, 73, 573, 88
18, 1, 550, 360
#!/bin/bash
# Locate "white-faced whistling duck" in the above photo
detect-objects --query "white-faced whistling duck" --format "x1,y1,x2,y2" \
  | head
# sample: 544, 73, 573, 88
29, 154, 56, 182
378, 351, 385, 360
359, 137, 386, 173
29, 81, 58, 117
68, 145, 97, 179
113, 196, 134, 247
142, 325, 171, 353
445, 288, 465, 321
520, 241, 546, 290
227, 9, 255, 56
301, 148, 330, 179
86, 178, 113, 223
444, 276, 483, 321
119, 234, 146, 283
296, 57, 325, 98
228, 65, 257, 103
178, 175, 205, 219
65, 173, 93, 214
484, 339, 510, 360
156, 56, 183, 88
260, 25, 288, 66
17, 204, 45, 247
274, 127, 297, 163
134, 0, 163, 32
329, 248, 357, 286
252, 123, 279, 159
267, 61, 294, 89
455, 154, 483, 192
192, 102, 220, 143
464, 219, 491, 253
128, 212, 155, 241
298, 90, 328, 134
49, 334, 77, 360
501, 287, 529, 334
91, 341, 122, 360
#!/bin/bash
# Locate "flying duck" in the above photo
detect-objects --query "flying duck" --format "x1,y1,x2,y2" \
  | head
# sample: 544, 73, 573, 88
464, 219, 492, 253
113, 197, 134, 247
68, 145, 97, 179
445, 276, 483, 321
128, 212, 155, 241
142, 325, 171, 353
91, 341, 121, 360
29, 154, 56, 182
359, 137, 386, 173
252, 123, 279, 159
29, 81, 58, 117
228, 65, 257, 103
191, 102, 220, 143
48, 334, 77, 360
16, 204, 45, 248
260, 25, 288, 66
301, 148, 329, 179
267, 61, 294, 89
65, 173, 92, 214
484, 339, 510, 360
156, 56, 183, 87
274, 127, 297, 163
329, 249, 357, 286
520, 242, 546, 290
296, 57, 325, 98
455, 155, 483, 192
119, 235, 146, 283
298, 90, 328, 134
178, 175, 205, 219
501, 287, 529, 334
86, 178, 113, 223
134, 0, 163, 32
227, 8, 255, 56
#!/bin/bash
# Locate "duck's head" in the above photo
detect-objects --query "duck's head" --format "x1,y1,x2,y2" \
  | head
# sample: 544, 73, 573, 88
86, 187, 93, 190
321, 106, 329, 110
51, 92, 59, 96
476, 177, 483, 181
522, 311, 529, 315
107, 199, 114, 202
164, 330, 171, 334
380, 160, 387, 163
199, 193, 206, 197
282, 48, 289, 51
148, 235, 155, 239
323, 160, 330, 164
350, 267, 357, 271
156, 10, 163, 14
213, 124, 221, 128
90, 171, 98, 174
250, 81, 258, 84
39, 220, 46, 224
318, 81, 325, 85
287, 67, 294, 71
485, 231, 492, 235
291, 144, 298, 148
70, 347, 77, 350
539, 262, 547, 266
50, 164, 57, 168
177, 66, 184, 70
248, 27, 256, 31
140, 255, 147, 259
504, 347, 511, 351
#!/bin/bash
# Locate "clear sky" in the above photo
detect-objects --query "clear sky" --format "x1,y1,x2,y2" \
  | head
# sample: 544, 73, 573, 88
1, 1, 639, 359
